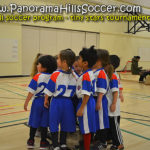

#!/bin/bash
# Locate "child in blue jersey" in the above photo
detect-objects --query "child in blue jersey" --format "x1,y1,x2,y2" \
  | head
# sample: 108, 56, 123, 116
44, 49, 76, 150
72, 56, 82, 117
76, 46, 97, 150
107, 55, 124, 150
93, 49, 113, 149
24, 55, 57, 149
73, 56, 82, 77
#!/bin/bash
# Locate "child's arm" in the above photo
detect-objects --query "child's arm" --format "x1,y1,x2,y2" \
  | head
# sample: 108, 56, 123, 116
96, 70, 107, 110
110, 91, 118, 112
25, 74, 39, 111
44, 72, 59, 108
24, 92, 34, 111
77, 95, 89, 117
119, 90, 124, 103
44, 94, 49, 108
96, 93, 104, 111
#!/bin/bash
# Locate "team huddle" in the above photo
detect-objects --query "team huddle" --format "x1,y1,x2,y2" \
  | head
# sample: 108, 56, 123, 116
24, 46, 124, 150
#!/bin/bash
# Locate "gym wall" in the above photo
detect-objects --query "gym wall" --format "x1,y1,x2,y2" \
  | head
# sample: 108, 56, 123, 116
0, 0, 150, 76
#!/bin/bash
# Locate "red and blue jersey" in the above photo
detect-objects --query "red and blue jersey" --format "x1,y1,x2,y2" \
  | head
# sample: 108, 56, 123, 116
76, 69, 96, 99
110, 73, 119, 92
28, 72, 51, 97
94, 68, 109, 96
44, 70, 76, 98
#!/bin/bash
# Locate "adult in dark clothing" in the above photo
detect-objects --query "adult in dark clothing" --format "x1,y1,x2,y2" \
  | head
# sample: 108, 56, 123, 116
131, 56, 150, 82
131, 56, 142, 75
139, 71, 150, 82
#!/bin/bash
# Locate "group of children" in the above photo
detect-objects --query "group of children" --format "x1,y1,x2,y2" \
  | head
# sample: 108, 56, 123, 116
24, 46, 124, 150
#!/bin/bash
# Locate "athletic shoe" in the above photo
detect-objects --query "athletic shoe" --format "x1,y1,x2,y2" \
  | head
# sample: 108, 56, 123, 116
60, 145, 72, 150
27, 139, 34, 149
110, 145, 124, 150
94, 142, 107, 150
49, 144, 60, 150
40, 140, 50, 149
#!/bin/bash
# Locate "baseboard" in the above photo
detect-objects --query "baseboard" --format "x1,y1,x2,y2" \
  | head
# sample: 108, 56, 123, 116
0, 75, 30, 78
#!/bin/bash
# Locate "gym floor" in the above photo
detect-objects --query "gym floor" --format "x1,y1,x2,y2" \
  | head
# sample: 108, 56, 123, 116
0, 77, 150, 150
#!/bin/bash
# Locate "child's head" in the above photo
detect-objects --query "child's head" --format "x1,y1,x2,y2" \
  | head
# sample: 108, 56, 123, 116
37, 55, 57, 74
96, 49, 114, 80
96, 49, 110, 68
110, 55, 120, 70
79, 46, 97, 70
57, 49, 76, 71
73, 56, 82, 75
31, 53, 43, 77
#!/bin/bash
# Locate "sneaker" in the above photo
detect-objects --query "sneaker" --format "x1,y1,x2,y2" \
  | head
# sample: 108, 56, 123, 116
60, 145, 72, 150
49, 144, 60, 150
110, 145, 124, 150
27, 139, 34, 149
94, 143, 107, 150
40, 140, 50, 149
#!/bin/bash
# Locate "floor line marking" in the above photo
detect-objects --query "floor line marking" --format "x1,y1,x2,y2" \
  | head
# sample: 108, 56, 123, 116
0, 118, 28, 125
0, 87, 26, 98
121, 129, 150, 141
0, 110, 29, 116
0, 107, 14, 111
0, 122, 26, 128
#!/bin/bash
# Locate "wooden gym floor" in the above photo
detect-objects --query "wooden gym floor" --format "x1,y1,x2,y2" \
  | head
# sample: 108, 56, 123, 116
0, 77, 150, 150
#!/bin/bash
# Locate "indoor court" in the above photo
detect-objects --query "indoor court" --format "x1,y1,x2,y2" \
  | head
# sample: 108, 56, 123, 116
0, 77, 150, 150
1, 0, 150, 150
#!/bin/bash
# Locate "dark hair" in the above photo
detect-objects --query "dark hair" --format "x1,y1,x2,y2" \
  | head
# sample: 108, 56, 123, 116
97, 49, 110, 67
136, 56, 140, 59
134, 56, 140, 59
110, 55, 120, 70
75, 56, 79, 61
60, 49, 76, 71
37, 55, 57, 73
97, 49, 114, 80
79, 46, 97, 68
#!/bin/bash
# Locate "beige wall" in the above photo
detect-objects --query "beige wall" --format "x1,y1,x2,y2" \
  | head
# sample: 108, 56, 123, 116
0, 0, 150, 76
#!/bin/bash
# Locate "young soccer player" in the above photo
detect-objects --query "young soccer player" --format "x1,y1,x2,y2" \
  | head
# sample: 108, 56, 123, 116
72, 56, 82, 117
44, 49, 76, 150
24, 55, 57, 149
93, 49, 112, 150
30, 53, 44, 138
76, 46, 97, 150
73, 56, 82, 77
30, 53, 43, 78
107, 55, 124, 150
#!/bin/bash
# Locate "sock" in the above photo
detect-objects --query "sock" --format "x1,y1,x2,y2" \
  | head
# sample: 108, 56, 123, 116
41, 127, 47, 141
51, 132, 59, 148
29, 127, 37, 140
60, 131, 67, 146
83, 133, 91, 150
